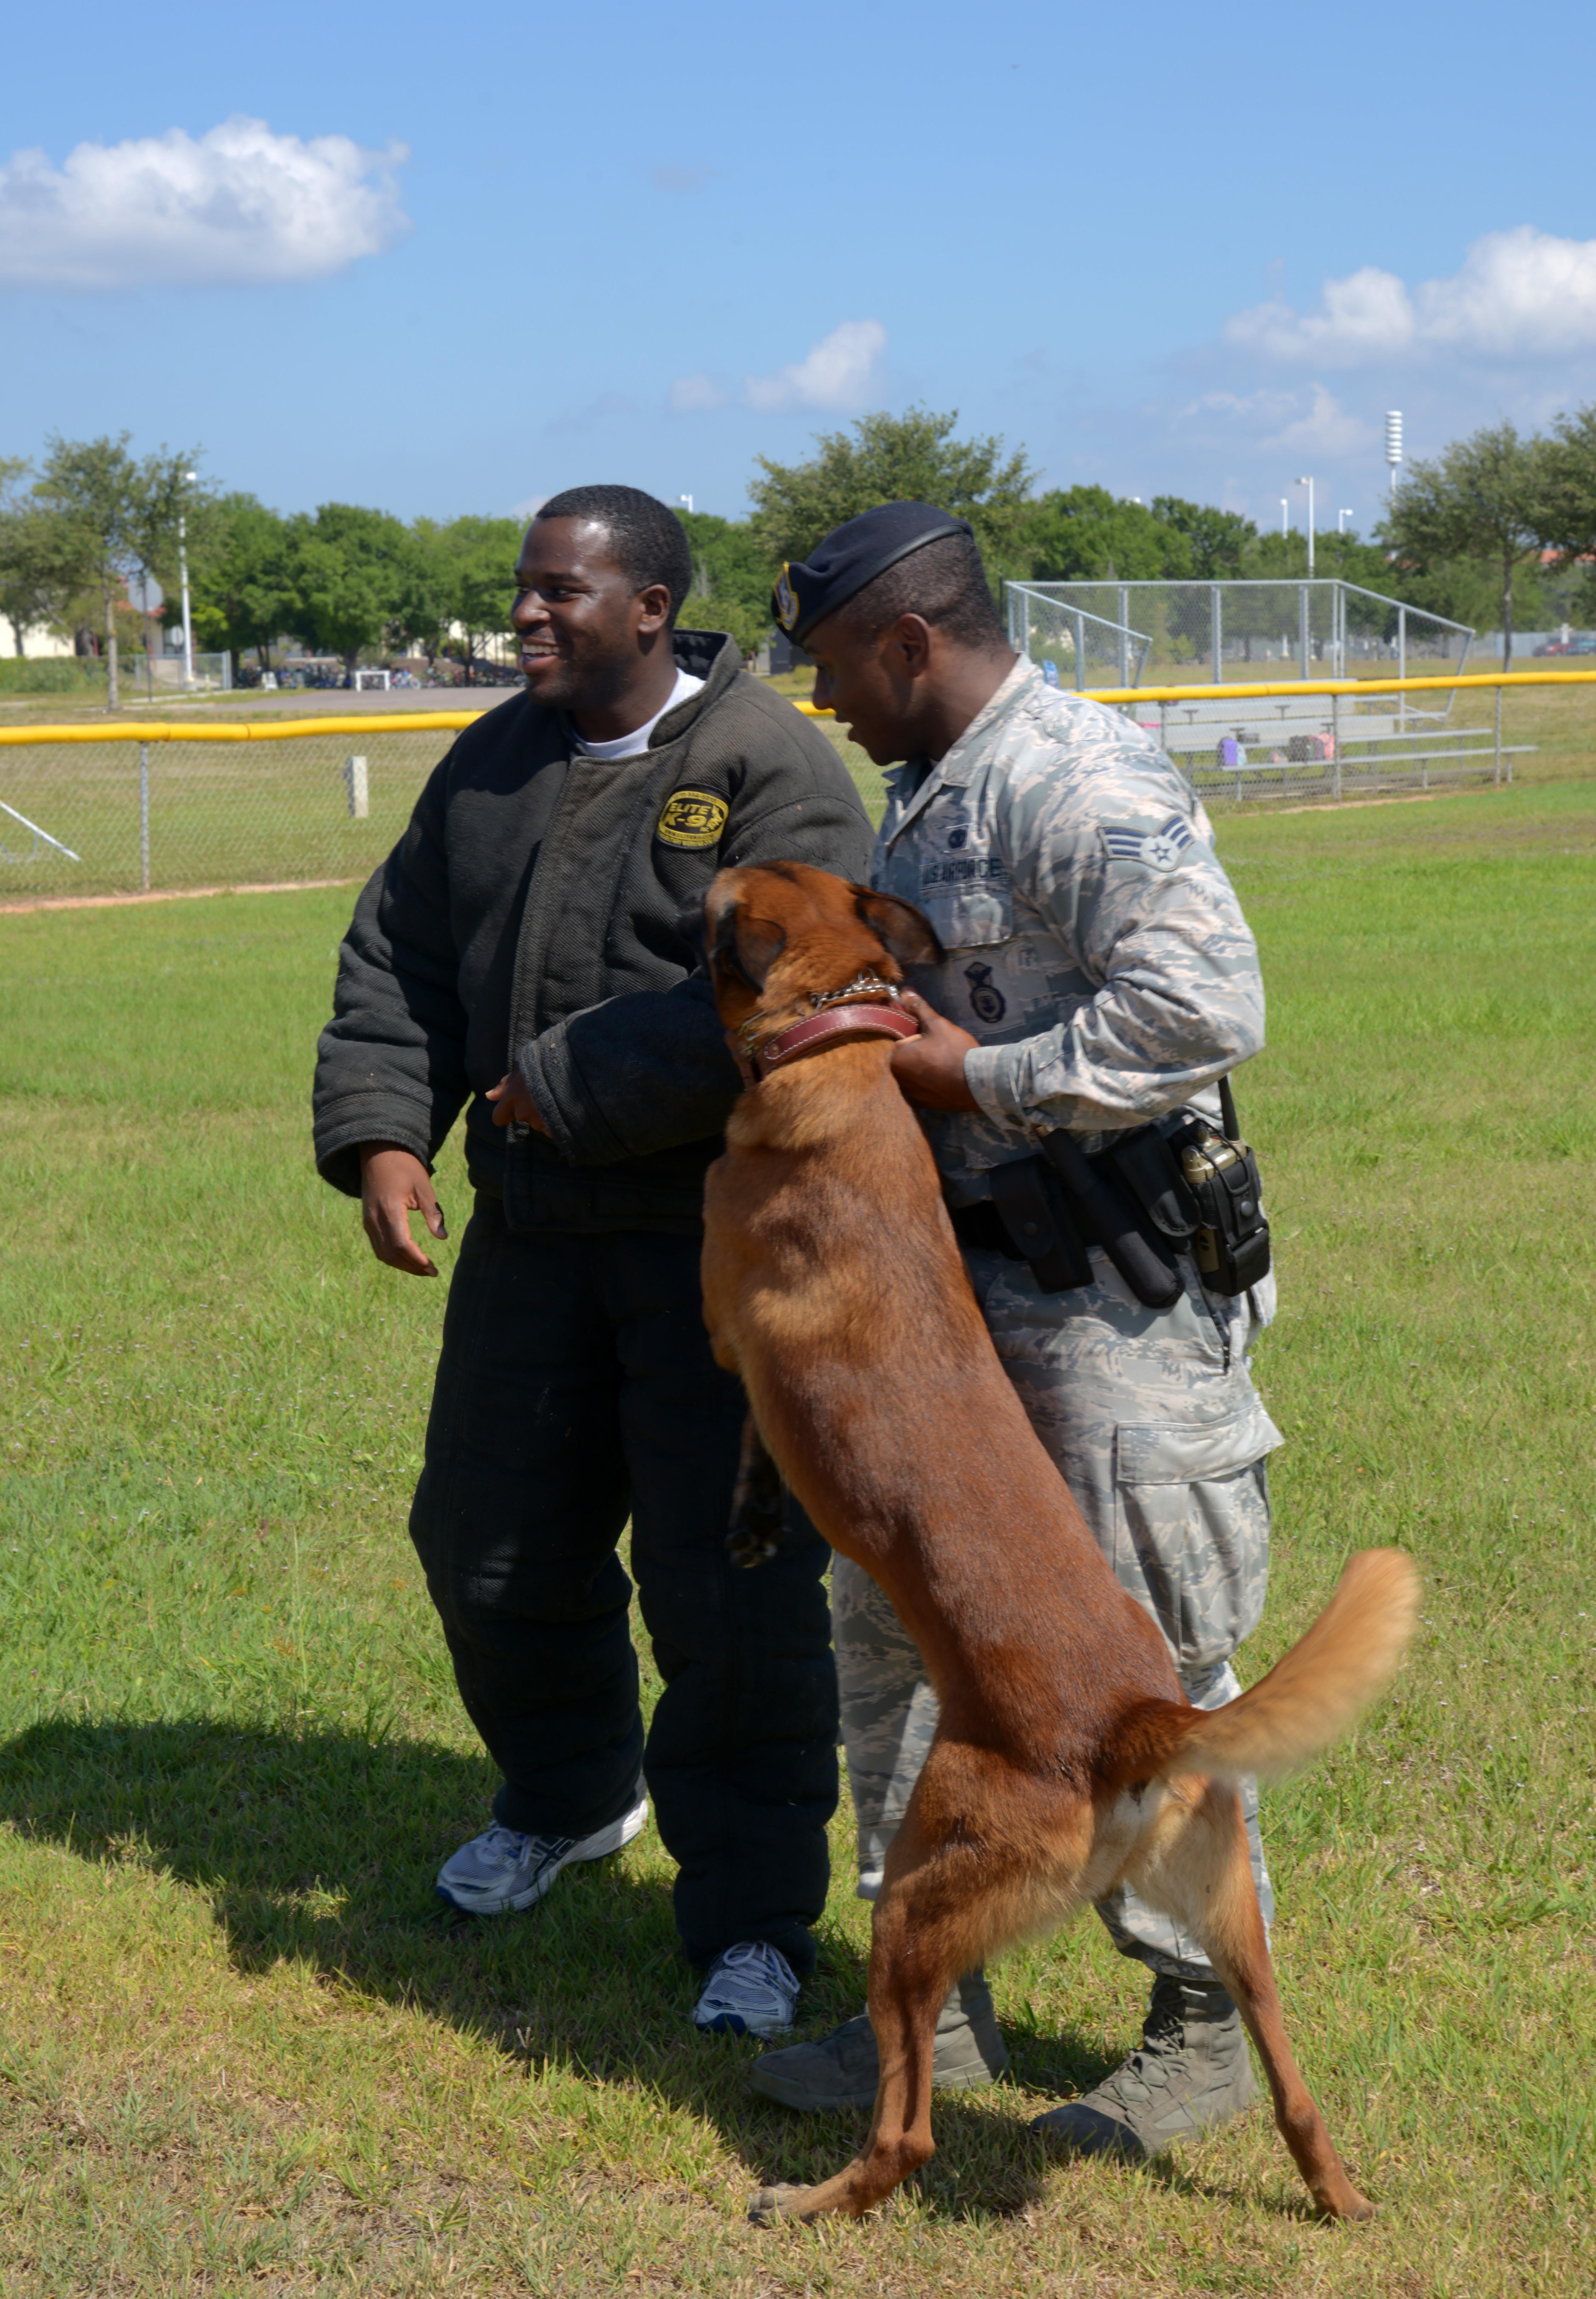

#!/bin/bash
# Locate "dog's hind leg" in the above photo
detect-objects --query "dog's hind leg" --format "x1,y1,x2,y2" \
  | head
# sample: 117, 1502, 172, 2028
752, 1752, 1087, 2225
1131, 1781, 1374, 2221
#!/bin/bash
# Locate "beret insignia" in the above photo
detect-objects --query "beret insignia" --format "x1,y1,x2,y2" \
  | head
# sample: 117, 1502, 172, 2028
656, 788, 729, 851
774, 565, 800, 631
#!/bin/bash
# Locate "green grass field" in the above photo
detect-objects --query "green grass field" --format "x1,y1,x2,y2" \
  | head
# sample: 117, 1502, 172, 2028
2, 778, 1594, 2295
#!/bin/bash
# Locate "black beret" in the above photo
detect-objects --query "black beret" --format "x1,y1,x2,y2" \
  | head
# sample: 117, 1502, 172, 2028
771, 501, 974, 646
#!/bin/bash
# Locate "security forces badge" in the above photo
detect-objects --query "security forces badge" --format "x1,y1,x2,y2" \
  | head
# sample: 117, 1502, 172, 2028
1099, 814, 1196, 873
656, 786, 729, 851
963, 961, 1006, 1024
773, 564, 800, 631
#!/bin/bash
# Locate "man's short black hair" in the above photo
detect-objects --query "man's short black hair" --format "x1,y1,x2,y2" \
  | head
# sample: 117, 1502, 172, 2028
535, 484, 693, 624
834, 530, 1007, 652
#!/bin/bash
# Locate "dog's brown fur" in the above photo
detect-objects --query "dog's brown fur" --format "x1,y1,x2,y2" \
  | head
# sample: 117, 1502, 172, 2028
698, 860, 1419, 2226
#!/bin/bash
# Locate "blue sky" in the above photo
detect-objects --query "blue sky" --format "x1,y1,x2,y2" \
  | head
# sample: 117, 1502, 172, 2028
4, 0, 1593, 537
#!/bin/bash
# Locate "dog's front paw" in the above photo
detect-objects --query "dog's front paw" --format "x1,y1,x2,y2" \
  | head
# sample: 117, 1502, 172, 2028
748, 2182, 811, 2225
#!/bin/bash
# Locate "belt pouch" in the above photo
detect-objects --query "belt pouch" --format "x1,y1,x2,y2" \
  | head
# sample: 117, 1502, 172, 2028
1041, 1131, 1184, 1309
987, 1157, 1093, 1292
1108, 1123, 1201, 1242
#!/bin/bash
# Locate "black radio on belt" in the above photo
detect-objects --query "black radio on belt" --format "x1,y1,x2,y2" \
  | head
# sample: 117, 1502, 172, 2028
1165, 1078, 1272, 1297
949, 1076, 1270, 1304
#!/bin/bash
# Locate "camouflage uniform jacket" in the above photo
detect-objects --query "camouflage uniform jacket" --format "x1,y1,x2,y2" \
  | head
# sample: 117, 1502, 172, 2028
871, 656, 1266, 1204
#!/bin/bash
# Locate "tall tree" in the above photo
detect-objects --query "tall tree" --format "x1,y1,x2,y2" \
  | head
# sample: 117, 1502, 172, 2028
677, 509, 776, 656
1017, 487, 1194, 582
1380, 422, 1548, 665
1150, 498, 1256, 580
287, 503, 413, 679
1533, 402, 1596, 624
185, 493, 298, 675
31, 434, 202, 706
748, 406, 1035, 576
431, 515, 522, 681
0, 459, 73, 655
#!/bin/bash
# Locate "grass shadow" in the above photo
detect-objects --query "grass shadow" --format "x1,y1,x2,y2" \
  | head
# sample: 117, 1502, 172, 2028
0, 1715, 1110, 2218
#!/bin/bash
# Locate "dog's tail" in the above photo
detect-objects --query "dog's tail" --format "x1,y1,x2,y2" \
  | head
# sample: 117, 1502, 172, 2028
1124, 1549, 1420, 1789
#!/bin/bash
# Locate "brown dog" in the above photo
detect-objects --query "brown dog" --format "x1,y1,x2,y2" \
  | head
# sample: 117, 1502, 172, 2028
697, 859, 1418, 2227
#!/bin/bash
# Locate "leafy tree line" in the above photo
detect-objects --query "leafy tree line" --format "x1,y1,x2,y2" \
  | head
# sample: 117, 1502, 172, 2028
6, 404, 1595, 697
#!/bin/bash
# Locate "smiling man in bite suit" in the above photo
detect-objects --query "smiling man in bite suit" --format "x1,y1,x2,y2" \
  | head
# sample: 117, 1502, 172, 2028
313, 486, 874, 2037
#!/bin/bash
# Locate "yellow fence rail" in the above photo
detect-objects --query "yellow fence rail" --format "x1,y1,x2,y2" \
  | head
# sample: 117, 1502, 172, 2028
4, 666, 1593, 748
0, 666, 1591, 903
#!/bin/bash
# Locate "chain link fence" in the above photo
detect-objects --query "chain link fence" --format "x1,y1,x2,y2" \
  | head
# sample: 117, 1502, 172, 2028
1006, 585, 1151, 687
0, 672, 1567, 906
0, 715, 894, 901
1006, 579, 1473, 690
0, 725, 460, 901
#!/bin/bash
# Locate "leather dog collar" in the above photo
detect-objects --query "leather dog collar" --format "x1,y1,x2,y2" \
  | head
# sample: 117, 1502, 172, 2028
755, 1001, 919, 1077
736, 973, 919, 1086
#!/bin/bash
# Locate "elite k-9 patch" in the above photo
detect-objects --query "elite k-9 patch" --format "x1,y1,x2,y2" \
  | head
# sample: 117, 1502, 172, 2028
1099, 815, 1196, 873
656, 788, 729, 850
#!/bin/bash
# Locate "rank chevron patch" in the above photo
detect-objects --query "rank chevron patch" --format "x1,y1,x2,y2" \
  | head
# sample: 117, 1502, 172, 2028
1099, 815, 1196, 873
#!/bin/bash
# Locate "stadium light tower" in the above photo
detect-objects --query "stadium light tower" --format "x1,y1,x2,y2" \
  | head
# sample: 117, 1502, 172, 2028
1296, 476, 1315, 576
1385, 411, 1403, 504
678, 493, 694, 515
1338, 507, 1354, 534
1280, 497, 1289, 536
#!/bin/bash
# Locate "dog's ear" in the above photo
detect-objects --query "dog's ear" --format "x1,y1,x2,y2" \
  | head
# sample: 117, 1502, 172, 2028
712, 901, 787, 992
852, 888, 943, 969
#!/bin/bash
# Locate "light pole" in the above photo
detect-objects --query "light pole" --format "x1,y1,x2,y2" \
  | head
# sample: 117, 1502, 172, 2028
678, 493, 694, 516
178, 469, 197, 687
1338, 507, 1353, 534
1296, 476, 1315, 577
1280, 497, 1289, 537
1385, 411, 1402, 505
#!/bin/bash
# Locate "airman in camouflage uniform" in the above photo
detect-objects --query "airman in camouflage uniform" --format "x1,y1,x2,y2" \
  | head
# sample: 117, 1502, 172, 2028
847, 658, 1282, 1973
747, 504, 1282, 2157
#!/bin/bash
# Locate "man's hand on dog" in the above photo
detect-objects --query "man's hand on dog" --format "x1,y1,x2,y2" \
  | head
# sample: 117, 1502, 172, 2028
359, 1144, 449, 1277
487, 1070, 549, 1132
890, 992, 981, 1113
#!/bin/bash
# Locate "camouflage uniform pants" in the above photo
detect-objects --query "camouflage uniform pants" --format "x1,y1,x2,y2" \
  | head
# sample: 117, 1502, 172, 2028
834, 1243, 1282, 1984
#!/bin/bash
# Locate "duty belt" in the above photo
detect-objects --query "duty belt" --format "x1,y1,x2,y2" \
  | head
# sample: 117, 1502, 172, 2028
946, 1087, 1270, 1308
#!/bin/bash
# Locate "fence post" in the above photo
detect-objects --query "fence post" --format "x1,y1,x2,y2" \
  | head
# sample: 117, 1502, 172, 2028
1298, 584, 1310, 680
1211, 585, 1222, 685
1072, 610, 1085, 692
344, 755, 370, 818
1158, 698, 1167, 760
1331, 690, 1341, 801
1494, 686, 1503, 786
139, 743, 150, 892
1118, 585, 1130, 686
1398, 607, 1407, 732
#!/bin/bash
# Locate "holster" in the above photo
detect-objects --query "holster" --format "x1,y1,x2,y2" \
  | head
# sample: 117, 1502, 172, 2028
949, 1084, 1270, 1307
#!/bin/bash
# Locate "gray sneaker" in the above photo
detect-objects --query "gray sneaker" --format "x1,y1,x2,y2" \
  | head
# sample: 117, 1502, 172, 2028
748, 1968, 1009, 2111
1029, 1977, 1257, 2157
435, 1791, 649, 1916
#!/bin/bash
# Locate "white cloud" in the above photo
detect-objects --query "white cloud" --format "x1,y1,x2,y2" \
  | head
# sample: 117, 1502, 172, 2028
742, 318, 886, 413
0, 115, 409, 289
1181, 384, 1374, 458
670, 372, 730, 414
1225, 227, 1596, 365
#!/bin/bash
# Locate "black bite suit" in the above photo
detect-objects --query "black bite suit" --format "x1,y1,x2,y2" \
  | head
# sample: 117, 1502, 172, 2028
313, 633, 876, 1971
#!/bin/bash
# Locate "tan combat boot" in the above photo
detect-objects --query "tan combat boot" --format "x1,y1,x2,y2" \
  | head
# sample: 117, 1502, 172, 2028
748, 1968, 1009, 2112
1030, 1977, 1257, 2156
